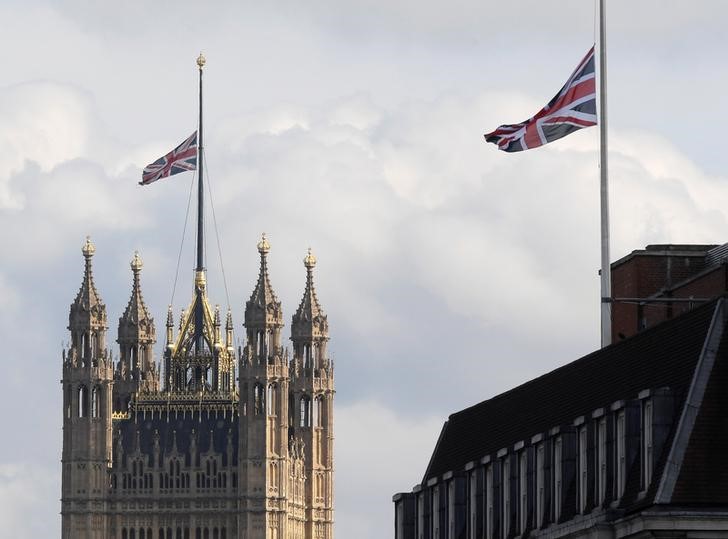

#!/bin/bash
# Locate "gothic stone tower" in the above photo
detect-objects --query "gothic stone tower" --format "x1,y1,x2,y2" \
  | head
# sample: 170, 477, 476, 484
290, 249, 334, 539
61, 237, 114, 539
61, 236, 335, 539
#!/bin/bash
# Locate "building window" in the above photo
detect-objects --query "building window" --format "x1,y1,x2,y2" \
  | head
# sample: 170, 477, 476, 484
417, 492, 425, 539
91, 386, 100, 418
616, 411, 626, 499
432, 486, 440, 539
485, 465, 494, 539
536, 443, 545, 528
519, 451, 527, 534
267, 384, 277, 416
578, 426, 587, 513
596, 418, 607, 506
552, 437, 562, 522
502, 458, 510, 539
300, 396, 311, 427
642, 400, 653, 489
253, 384, 265, 415
448, 480, 456, 539
79, 385, 89, 418
469, 470, 478, 539
314, 395, 324, 427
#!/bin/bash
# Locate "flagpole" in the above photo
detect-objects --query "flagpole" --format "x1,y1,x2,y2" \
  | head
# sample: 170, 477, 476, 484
195, 53, 206, 354
597, 0, 612, 347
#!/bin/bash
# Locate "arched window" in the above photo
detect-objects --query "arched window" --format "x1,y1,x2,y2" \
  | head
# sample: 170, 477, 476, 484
81, 332, 88, 359
267, 384, 277, 416
254, 384, 265, 415
66, 385, 72, 418
140, 528, 146, 539
130, 529, 136, 539
122, 529, 128, 539
300, 396, 311, 427
313, 395, 324, 427
79, 386, 89, 418
91, 387, 100, 418
304, 344, 312, 369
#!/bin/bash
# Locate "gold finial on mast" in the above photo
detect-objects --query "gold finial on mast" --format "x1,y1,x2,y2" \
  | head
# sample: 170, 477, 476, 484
196, 52, 206, 70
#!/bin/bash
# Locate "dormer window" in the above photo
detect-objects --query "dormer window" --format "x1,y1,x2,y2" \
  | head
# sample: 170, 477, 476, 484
642, 399, 654, 489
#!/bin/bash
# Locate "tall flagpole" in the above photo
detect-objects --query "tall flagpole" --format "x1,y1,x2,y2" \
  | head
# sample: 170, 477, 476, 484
195, 53, 206, 353
597, 0, 612, 347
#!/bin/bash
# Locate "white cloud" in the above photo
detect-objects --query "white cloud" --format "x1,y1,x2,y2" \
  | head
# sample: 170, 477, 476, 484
0, 463, 59, 539
335, 400, 443, 539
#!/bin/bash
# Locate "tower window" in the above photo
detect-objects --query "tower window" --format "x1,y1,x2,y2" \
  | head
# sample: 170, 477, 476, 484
267, 384, 277, 416
313, 395, 324, 427
91, 387, 100, 418
79, 386, 89, 418
300, 396, 311, 427
253, 384, 265, 415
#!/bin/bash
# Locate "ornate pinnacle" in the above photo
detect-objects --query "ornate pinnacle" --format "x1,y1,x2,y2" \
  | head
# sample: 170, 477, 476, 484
82, 236, 95, 259
196, 52, 206, 70
257, 232, 270, 255
304, 247, 316, 269
130, 251, 143, 273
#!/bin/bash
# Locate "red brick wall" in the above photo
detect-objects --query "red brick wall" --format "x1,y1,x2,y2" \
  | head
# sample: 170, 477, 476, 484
611, 253, 721, 342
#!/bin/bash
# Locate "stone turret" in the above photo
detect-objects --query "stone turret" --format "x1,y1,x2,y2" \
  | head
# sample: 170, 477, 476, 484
289, 249, 334, 539
240, 234, 296, 538
115, 252, 159, 408
61, 237, 114, 539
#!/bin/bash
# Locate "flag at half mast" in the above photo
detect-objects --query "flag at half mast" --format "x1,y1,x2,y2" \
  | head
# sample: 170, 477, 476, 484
484, 46, 596, 152
140, 131, 198, 185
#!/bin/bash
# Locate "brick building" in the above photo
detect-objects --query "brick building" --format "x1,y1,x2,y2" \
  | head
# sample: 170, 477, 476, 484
612, 243, 728, 341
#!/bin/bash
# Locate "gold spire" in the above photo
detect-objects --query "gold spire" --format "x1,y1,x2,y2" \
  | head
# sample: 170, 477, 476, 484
196, 52, 206, 70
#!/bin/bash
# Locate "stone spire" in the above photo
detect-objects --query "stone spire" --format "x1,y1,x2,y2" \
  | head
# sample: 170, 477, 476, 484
291, 248, 328, 346
293, 248, 325, 326
68, 236, 108, 363
70, 236, 105, 326
116, 251, 158, 394
119, 252, 153, 328
244, 233, 283, 330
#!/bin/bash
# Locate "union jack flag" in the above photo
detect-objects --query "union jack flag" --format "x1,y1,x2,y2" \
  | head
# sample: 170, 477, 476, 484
484, 46, 597, 152
141, 131, 198, 185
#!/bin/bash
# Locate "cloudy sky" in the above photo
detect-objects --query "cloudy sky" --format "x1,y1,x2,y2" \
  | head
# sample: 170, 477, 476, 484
2, 1, 728, 537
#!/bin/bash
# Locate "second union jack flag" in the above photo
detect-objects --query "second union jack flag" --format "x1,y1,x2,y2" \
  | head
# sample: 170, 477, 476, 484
141, 131, 198, 185
484, 46, 597, 152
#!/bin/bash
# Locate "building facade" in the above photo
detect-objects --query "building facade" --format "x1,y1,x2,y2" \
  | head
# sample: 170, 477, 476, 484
61, 235, 334, 539
394, 249, 728, 539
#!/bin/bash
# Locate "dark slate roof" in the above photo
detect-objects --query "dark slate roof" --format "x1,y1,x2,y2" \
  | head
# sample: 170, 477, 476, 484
673, 329, 728, 505
424, 298, 722, 481
114, 411, 239, 466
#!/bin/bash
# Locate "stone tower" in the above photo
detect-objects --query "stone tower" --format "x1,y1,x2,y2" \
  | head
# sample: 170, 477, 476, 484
239, 234, 307, 538
61, 237, 114, 539
290, 248, 334, 539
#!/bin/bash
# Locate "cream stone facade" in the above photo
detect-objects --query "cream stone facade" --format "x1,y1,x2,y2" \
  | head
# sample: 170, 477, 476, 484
61, 235, 334, 539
